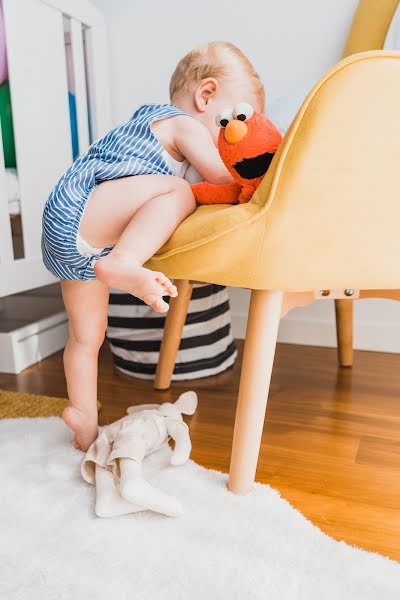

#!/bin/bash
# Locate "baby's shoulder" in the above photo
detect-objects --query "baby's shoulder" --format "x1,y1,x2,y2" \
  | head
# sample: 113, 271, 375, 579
132, 103, 184, 121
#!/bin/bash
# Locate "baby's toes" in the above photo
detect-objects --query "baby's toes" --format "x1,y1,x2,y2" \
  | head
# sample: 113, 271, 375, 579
155, 273, 177, 297
72, 437, 82, 450
145, 293, 169, 313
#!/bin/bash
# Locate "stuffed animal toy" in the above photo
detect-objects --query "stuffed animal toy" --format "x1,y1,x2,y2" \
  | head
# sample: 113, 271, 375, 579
192, 102, 282, 205
81, 391, 198, 518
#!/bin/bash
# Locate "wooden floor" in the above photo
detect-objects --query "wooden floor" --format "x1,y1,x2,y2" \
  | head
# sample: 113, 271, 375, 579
1, 341, 400, 562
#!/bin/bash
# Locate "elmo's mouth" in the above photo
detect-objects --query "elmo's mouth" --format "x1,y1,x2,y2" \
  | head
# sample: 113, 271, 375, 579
233, 152, 275, 179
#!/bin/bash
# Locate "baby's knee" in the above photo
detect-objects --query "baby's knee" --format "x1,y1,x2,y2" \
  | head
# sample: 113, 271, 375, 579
67, 320, 106, 354
171, 177, 196, 212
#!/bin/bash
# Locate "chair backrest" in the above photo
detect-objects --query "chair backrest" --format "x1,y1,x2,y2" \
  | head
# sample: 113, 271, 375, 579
252, 51, 400, 291
252, 1, 400, 219
343, 0, 399, 56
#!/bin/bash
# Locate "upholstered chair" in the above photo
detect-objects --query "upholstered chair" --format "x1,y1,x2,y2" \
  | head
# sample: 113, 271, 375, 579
146, 0, 400, 494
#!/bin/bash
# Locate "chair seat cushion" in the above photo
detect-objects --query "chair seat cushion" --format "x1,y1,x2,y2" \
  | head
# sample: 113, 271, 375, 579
153, 201, 261, 259
145, 200, 266, 288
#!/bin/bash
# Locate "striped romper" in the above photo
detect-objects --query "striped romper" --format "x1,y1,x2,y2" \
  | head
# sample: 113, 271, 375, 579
42, 103, 188, 281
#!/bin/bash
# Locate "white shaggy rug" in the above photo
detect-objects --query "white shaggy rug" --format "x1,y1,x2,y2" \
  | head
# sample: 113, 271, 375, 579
1, 418, 400, 599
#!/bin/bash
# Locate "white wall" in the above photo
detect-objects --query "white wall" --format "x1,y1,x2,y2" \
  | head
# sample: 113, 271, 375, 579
92, 0, 400, 353
93, 0, 357, 121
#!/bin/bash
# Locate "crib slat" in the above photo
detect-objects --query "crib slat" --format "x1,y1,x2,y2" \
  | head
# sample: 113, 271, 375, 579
84, 25, 112, 140
0, 121, 14, 262
3, 0, 72, 259
70, 18, 90, 154
43, 0, 103, 27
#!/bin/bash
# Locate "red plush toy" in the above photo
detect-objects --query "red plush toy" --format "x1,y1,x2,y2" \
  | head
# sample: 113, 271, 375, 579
192, 103, 282, 205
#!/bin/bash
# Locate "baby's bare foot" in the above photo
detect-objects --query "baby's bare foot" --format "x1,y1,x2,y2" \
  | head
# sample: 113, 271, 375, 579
95, 254, 177, 313
62, 405, 98, 452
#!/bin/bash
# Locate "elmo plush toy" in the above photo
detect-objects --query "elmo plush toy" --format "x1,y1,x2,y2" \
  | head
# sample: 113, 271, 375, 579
192, 103, 282, 205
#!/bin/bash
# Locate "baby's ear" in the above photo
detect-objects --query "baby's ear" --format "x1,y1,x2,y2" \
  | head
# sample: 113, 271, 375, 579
174, 391, 198, 415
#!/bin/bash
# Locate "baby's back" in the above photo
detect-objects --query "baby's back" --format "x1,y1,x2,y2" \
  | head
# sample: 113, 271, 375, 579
45, 103, 186, 214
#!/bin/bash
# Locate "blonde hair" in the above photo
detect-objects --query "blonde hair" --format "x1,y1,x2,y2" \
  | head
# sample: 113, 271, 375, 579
169, 41, 265, 110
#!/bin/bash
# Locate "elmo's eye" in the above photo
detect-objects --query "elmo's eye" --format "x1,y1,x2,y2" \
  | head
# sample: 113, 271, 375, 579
215, 108, 233, 128
233, 102, 254, 122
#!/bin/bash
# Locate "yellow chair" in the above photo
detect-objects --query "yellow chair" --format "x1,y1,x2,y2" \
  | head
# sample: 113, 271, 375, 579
146, 0, 400, 494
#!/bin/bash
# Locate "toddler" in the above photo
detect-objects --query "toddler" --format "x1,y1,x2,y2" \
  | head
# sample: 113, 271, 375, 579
42, 41, 265, 451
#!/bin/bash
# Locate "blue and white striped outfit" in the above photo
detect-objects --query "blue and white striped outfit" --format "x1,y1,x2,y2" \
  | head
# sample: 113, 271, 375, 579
42, 103, 187, 281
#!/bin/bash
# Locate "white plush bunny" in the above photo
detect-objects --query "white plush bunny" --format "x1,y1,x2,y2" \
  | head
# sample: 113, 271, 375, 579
81, 391, 197, 518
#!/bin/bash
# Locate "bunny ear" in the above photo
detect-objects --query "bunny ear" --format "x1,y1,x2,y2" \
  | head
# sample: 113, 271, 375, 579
126, 403, 161, 415
174, 391, 198, 415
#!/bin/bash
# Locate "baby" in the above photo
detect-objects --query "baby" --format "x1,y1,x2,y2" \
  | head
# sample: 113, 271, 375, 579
42, 41, 265, 451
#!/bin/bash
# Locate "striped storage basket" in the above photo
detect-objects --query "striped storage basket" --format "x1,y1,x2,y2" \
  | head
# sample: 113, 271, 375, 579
107, 284, 237, 380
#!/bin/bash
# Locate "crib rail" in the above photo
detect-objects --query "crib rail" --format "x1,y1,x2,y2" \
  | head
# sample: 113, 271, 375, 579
0, 119, 13, 264
0, 0, 111, 297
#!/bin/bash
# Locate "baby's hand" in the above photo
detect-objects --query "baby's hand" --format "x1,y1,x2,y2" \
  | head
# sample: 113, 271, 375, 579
238, 185, 256, 204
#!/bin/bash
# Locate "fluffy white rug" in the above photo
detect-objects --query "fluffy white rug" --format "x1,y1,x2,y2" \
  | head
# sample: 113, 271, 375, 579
1, 418, 399, 599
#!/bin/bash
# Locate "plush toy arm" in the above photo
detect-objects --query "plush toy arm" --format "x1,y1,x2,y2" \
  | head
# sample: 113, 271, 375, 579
174, 391, 198, 415
238, 184, 256, 204
191, 182, 242, 205
119, 458, 183, 517
166, 419, 192, 466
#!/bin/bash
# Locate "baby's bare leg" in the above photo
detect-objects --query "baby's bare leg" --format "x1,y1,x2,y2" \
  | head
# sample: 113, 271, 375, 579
61, 279, 109, 451
79, 175, 196, 313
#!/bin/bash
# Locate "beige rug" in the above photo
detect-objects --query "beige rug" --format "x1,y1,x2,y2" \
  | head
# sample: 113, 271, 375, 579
0, 389, 101, 419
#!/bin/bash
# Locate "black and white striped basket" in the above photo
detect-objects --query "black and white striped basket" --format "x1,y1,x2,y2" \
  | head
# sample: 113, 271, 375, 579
107, 284, 237, 380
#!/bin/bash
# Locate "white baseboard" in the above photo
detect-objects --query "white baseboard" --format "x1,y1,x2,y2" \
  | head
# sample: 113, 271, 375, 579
231, 312, 400, 354
228, 288, 400, 354
232, 313, 334, 346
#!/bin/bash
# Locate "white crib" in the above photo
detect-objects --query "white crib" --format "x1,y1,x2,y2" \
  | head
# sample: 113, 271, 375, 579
0, 0, 111, 298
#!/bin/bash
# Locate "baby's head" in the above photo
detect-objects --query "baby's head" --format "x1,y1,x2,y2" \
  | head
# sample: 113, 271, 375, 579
170, 41, 265, 143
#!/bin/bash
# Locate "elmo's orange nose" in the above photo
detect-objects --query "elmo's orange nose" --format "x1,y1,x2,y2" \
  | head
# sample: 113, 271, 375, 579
224, 120, 248, 144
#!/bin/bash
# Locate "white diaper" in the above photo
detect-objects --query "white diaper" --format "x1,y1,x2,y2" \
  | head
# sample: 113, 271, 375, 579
76, 232, 105, 258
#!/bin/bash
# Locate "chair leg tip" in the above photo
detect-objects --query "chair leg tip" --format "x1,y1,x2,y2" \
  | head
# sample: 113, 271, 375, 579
227, 479, 253, 495
153, 383, 170, 391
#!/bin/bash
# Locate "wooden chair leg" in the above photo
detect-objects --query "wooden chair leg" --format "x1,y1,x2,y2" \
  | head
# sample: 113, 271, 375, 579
154, 280, 193, 390
228, 290, 283, 494
335, 299, 353, 367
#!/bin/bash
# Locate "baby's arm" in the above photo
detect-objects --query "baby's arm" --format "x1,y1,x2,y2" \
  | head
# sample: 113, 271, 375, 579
173, 116, 233, 185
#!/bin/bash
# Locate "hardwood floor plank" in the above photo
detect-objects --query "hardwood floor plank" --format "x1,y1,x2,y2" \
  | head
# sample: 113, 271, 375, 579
356, 436, 400, 470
